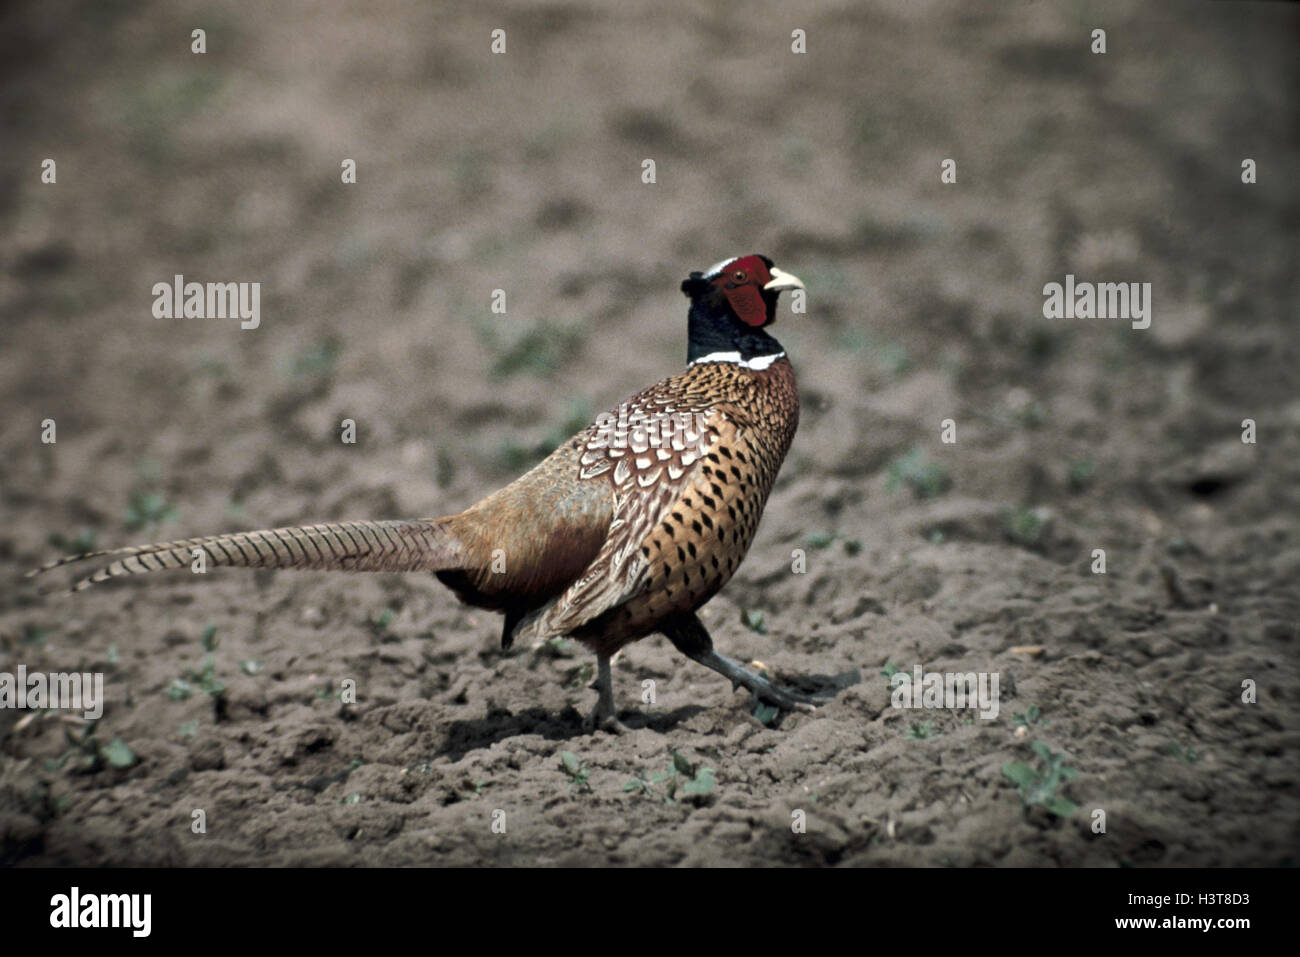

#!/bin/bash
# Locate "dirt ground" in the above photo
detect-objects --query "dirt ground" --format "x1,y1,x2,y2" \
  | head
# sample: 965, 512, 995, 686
1, 0, 1297, 866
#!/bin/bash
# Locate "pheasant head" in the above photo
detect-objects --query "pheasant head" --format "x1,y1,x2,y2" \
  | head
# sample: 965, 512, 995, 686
680, 254, 805, 367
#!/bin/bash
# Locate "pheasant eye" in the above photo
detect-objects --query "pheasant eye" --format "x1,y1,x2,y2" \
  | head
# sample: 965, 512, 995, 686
731, 269, 748, 282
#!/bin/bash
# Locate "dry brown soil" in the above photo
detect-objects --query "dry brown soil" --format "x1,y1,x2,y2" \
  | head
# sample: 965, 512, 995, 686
1, 0, 1296, 865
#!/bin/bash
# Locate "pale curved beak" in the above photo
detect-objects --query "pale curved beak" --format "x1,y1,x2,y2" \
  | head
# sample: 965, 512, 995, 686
763, 267, 805, 293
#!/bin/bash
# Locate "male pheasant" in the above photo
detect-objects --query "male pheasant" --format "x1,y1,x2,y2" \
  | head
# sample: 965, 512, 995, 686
29, 254, 814, 730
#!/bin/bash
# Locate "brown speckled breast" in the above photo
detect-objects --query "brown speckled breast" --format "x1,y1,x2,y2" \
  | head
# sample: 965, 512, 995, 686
574, 357, 799, 652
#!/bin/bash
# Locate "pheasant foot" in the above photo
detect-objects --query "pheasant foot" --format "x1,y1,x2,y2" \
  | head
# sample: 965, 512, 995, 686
664, 612, 818, 714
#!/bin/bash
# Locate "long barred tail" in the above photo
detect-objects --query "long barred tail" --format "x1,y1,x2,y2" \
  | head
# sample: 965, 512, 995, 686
26, 519, 465, 592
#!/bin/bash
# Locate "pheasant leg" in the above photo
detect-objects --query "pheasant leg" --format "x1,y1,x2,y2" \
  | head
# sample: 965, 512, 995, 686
584, 650, 628, 734
664, 613, 817, 714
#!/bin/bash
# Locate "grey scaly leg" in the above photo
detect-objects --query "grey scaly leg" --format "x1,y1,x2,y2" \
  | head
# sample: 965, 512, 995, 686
584, 650, 628, 733
664, 612, 817, 713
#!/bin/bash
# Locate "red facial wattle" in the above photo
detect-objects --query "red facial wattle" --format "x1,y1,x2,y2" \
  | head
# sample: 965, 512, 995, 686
716, 255, 774, 327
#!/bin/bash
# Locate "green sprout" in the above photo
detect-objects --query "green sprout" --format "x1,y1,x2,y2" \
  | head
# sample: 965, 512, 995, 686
559, 751, 592, 793
624, 750, 715, 804
1003, 741, 1079, 817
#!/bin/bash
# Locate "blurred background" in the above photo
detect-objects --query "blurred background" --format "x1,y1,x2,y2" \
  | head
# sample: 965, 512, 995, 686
0, 1, 1296, 866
